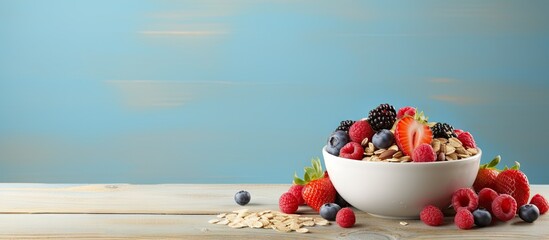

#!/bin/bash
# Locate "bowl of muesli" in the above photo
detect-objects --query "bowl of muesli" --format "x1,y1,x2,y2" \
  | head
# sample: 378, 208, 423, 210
323, 146, 481, 219
323, 104, 482, 218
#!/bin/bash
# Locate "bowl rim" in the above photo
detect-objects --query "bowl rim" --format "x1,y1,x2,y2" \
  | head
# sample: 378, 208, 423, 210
323, 145, 482, 166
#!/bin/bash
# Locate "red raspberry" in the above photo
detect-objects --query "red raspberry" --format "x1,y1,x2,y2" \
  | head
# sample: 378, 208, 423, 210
454, 129, 465, 136
396, 106, 416, 119
288, 184, 305, 205
478, 188, 499, 213
348, 120, 375, 143
454, 208, 474, 230
412, 143, 436, 162
336, 207, 356, 228
457, 132, 477, 148
420, 205, 444, 226
530, 194, 548, 215
339, 142, 364, 160
491, 194, 517, 221
452, 188, 479, 212
279, 192, 298, 214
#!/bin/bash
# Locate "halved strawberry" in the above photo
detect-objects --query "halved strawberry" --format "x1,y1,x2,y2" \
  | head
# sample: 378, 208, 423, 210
395, 116, 433, 156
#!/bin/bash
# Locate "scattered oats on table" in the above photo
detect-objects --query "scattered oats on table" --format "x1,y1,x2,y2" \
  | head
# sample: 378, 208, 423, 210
208, 209, 330, 233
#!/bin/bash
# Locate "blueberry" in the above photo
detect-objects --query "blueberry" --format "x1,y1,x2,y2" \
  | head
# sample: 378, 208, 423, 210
519, 204, 540, 223
320, 203, 341, 221
372, 129, 394, 149
234, 190, 251, 206
472, 208, 492, 227
326, 131, 350, 156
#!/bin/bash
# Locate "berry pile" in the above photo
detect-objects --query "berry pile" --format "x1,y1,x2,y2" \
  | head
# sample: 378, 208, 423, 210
326, 104, 480, 162
275, 158, 356, 228
420, 156, 547, 229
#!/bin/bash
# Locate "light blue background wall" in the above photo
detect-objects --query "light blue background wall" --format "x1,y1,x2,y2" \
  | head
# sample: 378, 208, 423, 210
1, 0, 548, 183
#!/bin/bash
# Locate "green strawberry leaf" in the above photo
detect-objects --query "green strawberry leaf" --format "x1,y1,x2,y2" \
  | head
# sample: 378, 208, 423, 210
414, 111, 429, 124
501, 161, 520, 171
293, 157, 325, 185
293, 172, 306, 185
511, 161, 520, 170
294, 178, 306, 185
312, 158, 322, 174
304, 171, 311, 182
480, 155, 501, 169
487, 155, 501, 168
305, 167, 316, 179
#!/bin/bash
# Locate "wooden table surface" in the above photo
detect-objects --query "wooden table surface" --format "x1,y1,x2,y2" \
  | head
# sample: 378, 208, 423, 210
0, 184, 547, 239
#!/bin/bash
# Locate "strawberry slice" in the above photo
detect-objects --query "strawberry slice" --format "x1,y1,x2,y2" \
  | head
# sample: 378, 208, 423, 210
395, 116, 433, 156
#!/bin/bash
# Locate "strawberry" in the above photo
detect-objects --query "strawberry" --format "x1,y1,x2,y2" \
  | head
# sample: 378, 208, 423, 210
394, 113, 433, 157
294, 158, 336, 212
494, 162, 530, 209
473, 156, 501, 192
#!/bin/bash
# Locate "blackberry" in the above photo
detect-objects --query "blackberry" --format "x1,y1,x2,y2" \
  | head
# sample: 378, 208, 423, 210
368, 104, 396, 130
335, 120, 355, 133
431, 122, 457, 138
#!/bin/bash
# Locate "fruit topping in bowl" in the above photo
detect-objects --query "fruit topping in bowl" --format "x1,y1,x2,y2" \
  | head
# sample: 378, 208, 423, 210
326, 103, 480, 163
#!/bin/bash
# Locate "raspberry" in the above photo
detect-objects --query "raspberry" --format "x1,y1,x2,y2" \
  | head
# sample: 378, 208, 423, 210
339, 142, 364, 160
478, 188, 499, 213
348, 120, 375, 143
454, 208, 474, 230
336, 207, 356, 228
457, 132, 477, 148
530, 194, 548, 215
279, 192, 299, 214
412, 143, 436, 162
491, 194, 517, 221
452, 188, 479, 212
288, 185, 305, 205
454, 129, 465, 136
396, 106, 416, 119
420, 205, 444, 226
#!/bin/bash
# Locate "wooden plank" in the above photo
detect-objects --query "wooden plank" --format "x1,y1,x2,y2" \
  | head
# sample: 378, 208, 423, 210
0, 184, 291, 214
0, 183, 548, 215
0, 213, 547, 239
0, 184, 547, 239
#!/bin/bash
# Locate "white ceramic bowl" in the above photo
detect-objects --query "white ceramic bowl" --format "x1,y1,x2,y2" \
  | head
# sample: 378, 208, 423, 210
323, 146, 481, 219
